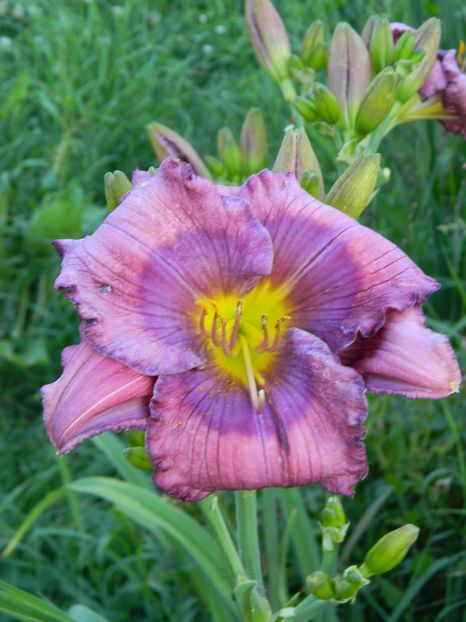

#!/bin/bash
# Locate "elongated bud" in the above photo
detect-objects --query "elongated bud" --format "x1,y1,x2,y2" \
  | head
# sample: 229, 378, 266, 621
217, 127, 243, 177
362, 15, 377, 48
293, 96, 318, 122
328, 23, 371, 127
370, 18, 394, 73
393, 30, 416, 61
396, 18, 440, 103
321, 496, 347, 528
326, 153, 380, 219
273, 127, 324, 197
126, 429, 145, 447
240, 107, 268, 174
123, 446, 152, 470
313, 83, 341, 124
301, 21, 326, 70
360, 524, 420, 577
355, 70, 397, 135
205, 155, 226, 178
147, 123, 212, 179
306, 571, 334, 600
300, 170, 321, 198
104, 170, 131, 211
245, 0, 295, 101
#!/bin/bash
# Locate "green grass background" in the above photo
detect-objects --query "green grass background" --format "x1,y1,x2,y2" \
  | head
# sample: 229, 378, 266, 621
0, 0, 465, 620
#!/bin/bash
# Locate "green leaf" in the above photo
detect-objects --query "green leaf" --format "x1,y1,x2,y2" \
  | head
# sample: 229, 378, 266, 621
68, 605, 109, 622
0, 580, 73, 622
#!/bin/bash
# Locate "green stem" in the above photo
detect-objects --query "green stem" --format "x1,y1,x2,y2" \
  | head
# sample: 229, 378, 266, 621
263, 489, 280, 611
292, 596, 336, 622
235, 490, 263, 588
200, 495, 245, 580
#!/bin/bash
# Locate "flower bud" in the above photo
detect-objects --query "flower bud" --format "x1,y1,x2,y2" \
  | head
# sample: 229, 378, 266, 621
123, 446, 152, 470
301, 21, 326, 70
360, 524, 420, 577
369, 18, 394, 73
343, 565, 370, 590
205, 155, 226, 178
355, 70, 397, 135
217, 127, 243, 177
396, 18, 440, 103
326, 153, 380, 219
306, 571, 334, 600
104, 170, 131, 211
147, 122, 211, 179
332, 576, 358, 602
328, 23, 371, 127
321, 496, 347, 528
240, 107, 268, 174
300, 170, 321, 198
393, 30, 416, 61
245, 0, 294, 100
313, 83, 341, 124
362, 15, 377, 48
273, 127, 324, 197
293, 96, 318, 122
126, 429, 145, 447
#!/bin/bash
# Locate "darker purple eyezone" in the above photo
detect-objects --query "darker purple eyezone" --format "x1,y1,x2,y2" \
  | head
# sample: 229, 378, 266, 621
42, 160, 460, 500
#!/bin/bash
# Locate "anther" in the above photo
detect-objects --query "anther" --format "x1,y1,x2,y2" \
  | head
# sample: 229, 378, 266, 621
228, 300, 243, 351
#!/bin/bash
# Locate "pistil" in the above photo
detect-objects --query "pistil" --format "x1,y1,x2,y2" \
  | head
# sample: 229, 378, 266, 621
240, 336, 265, 412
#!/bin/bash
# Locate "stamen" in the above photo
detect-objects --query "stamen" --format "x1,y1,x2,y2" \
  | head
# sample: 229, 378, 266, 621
210, 308, 222, 346
229, 300, 243, 350
269, 316, 289, 353
256, 314, 270, 352
221, 319, 233, 357
240, 335, 263, 412
199, 306, 209, 337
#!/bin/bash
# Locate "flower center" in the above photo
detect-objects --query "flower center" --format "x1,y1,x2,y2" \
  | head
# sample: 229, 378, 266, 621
195, 280, 291, 410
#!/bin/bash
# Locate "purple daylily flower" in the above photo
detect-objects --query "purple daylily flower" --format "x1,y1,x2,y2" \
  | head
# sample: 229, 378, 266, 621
391, 23, 466, 138
42, 159, 460, 501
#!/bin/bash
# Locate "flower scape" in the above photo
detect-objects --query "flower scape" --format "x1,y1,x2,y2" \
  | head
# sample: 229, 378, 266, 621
42, 159, 460, 501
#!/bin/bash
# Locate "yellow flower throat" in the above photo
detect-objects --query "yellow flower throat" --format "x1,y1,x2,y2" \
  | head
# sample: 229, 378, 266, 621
195, 280, 291, 410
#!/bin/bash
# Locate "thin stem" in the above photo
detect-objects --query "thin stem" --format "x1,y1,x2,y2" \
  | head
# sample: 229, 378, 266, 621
291, 596, 337, 622
235, 490, 264, 589
200, 495, 245, 579
263, 489, 280, 611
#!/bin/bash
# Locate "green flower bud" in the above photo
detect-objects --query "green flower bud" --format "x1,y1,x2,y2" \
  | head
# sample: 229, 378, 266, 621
245, 0, 292, 87
328, 23, 371, 127
217, 127, 243, 177
321, 496, 347, 528
299, 170, 321, 198
301, 21, 326, 70
360, 524, 420, 578
146, 123, 211, 179
362, 15, 377, 48
126, 429, 145, 447
240, 107, 268, 174
306, 571, 334, 601
343, 565, 370, 591
104, 170, 131, 211
369, 18, 394, 73
293, 96, 318, 122
313, 83, 341, 125
332, 575, 358, 602
273, 127, 324, 196
393, 30, 416, 61
205, 155, 226, 178
123, 446, 152, 470
355, 69, 397, 135
396, 18, 440, 103
326, 153, 380, 219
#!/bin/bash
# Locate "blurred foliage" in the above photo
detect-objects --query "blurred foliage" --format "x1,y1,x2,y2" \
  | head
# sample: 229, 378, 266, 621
0, 0, 464, 621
